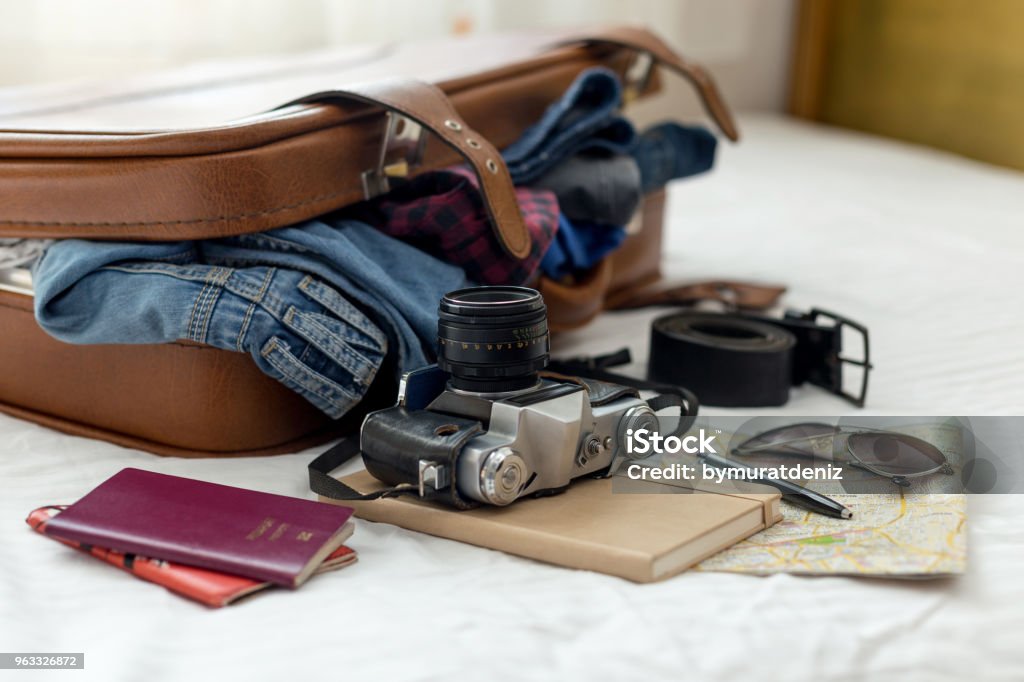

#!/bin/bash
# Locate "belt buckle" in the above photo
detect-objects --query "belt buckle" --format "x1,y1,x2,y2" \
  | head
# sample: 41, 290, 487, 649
622, 50, 655, 105
806, 308, 873, 407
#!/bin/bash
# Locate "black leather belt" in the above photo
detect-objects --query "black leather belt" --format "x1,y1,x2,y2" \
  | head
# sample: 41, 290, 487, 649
649, 313, 796, 407
648, 308, 872, 407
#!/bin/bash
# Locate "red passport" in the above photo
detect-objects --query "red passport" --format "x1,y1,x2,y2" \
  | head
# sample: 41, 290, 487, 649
43, 468, 355, 588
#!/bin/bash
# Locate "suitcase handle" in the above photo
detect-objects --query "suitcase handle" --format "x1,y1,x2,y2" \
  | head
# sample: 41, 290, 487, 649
284, 79, 531, 260
558, 26, 740, 142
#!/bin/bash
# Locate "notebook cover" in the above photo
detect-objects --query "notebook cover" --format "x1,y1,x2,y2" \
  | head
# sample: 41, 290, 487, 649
326, 471, 781, 583
43, 468, 354, 588
27, 507, 357, 607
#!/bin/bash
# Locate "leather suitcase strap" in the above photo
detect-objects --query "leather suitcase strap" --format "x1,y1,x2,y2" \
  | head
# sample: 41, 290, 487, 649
0, 78, 530, 259
559, 26, 739, 141
541, 268, 787, 333
284, 79, 530, 259
606, 280, 788, 310
0, 27, 736, 246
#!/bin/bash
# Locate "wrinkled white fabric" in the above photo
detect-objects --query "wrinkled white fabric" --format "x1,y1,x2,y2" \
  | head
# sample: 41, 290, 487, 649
0, 238, 52, 269
1, 115, 1022, 681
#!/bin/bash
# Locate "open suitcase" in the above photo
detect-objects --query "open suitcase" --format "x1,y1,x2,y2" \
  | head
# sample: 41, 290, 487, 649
0, 26, 739, 457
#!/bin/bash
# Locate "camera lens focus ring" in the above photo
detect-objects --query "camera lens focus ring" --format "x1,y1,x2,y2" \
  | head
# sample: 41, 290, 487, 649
438, 286, 549, 394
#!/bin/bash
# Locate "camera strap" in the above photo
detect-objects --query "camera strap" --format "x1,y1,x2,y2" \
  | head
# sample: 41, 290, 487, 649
309, 407, 486, 508
546, 350, 699, 438
308, 438, 419, 503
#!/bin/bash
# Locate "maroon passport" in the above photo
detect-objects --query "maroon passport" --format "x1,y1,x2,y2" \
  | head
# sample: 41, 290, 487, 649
43, 468, 354, 588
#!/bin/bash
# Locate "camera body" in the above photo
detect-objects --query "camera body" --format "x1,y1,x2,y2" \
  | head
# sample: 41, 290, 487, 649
358, 286, 659, 507
361, 367, 656, 506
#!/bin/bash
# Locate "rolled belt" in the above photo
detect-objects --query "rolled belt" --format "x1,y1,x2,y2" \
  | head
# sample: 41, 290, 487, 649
554, 308, 871, 408
648, 312, 796, 407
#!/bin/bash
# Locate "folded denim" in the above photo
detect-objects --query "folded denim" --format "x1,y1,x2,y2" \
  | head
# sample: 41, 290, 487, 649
363, 169, 558, 285
503, 66, 717, 188
358, 70, 717, 290
530, 121, 717, 227
33, 219, 469, 418
356, 70, 634, 285
501, 68, 637, 185
527, 120, 717, 277
540, 216, 627, 280
633, 122, 718, 193
532, 153, 642, 227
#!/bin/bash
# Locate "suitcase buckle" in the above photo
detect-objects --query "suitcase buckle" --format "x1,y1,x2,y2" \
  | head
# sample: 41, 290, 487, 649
362, 112, 427, 199
623, 50, 655, 105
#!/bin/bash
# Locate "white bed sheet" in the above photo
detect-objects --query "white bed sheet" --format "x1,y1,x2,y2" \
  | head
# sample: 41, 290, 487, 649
1, 114, 1023, 682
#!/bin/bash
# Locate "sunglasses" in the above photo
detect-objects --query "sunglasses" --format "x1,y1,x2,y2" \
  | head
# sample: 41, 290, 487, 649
731, 422, 954, 487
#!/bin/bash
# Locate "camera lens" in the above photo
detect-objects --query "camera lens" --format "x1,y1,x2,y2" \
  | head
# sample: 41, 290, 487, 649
437, 286, 549, 394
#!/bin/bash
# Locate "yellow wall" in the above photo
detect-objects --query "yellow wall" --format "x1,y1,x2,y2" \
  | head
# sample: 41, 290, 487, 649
809, 0, 1024, 170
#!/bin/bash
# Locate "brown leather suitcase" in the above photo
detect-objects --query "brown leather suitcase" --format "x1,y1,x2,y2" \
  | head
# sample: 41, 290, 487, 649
0, 26, 738, 456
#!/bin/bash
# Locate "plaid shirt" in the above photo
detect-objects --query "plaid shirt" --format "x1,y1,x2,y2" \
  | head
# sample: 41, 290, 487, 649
365, 169, 558, 285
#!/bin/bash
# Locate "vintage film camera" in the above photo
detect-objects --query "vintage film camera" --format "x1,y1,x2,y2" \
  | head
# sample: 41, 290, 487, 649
359, 286, 691, 508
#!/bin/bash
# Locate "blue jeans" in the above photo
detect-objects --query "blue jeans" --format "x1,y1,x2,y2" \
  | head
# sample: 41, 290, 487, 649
501, 68, 637, 185
633, 122, 718, 193
531, 153, 642, 227
501, 68, 718, 193
539, 216, 626, 279
33, 219, 469, 418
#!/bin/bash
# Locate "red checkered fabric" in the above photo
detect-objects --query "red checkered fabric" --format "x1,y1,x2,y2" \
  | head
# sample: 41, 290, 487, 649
364, 170, 559, 285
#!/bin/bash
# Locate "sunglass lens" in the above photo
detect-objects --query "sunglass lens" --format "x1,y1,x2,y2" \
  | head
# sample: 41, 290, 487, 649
847, 433, 947, 475
736, 423, 836, 455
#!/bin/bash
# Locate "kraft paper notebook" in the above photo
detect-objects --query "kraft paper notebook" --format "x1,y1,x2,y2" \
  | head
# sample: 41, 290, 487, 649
324, 471, 781, 583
